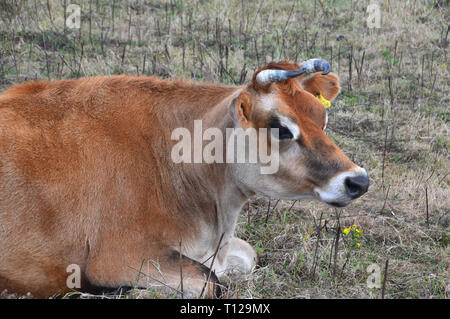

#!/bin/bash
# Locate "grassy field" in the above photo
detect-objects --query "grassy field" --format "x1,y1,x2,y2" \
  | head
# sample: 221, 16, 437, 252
0, 0, 448, 299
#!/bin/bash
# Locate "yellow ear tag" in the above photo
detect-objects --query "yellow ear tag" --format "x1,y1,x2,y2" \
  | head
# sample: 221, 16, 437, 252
316, 92, 331, 108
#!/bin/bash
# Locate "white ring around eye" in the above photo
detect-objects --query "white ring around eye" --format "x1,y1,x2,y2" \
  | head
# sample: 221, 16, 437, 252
278, 115, 300, 140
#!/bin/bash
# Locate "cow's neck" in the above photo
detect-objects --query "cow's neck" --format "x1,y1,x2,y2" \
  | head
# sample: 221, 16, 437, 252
171, 85, 254, 264
199, 87, 253, 231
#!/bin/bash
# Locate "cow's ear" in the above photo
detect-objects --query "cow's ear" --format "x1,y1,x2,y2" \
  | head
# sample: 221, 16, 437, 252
299, 72, 340, 101
234, 91, 253, 129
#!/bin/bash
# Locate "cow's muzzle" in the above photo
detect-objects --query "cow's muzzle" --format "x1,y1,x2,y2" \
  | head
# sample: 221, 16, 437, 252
314, 167, 369, 207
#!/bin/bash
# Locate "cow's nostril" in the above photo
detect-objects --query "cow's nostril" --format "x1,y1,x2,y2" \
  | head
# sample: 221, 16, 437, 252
345, 175, 369, 199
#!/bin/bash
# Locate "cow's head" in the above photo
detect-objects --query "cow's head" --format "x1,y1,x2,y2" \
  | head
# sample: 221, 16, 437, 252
230, 59, 369, 207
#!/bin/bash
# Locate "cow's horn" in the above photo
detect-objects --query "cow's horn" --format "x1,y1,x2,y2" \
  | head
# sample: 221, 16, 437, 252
256, 58, 331, 85
255, 69, 306, 84
300, 58, 331, 75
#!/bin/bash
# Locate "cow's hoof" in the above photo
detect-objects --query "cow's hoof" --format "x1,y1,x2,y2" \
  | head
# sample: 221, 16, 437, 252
221, 237, 257, 278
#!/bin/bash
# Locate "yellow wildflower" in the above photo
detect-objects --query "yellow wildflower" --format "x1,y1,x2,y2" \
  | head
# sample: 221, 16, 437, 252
342, 228, 350, 235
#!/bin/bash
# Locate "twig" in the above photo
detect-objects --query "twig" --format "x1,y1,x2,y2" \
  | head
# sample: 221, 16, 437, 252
265, 199, 280, 225
200, 242, 228, 266
247, 200, 251, 225
199, 233, 224, 298
437, 171, 450, 185
425, 187, 429, 226
380, 184, 391, 213
310, 212, 324, 278
127, 265, 184, 297
265, 198, 271, 222
332, 211, 341, 278
247, 0, 265, 35
287, 200, 297, 213
381, 259, 389, 299
179, 240, 183, 298
348, 45, 353, 91
77, 41, 84, 77
280, 1, 295, 37
381, 125, 389, 189
388, 75, 394, 106
239, 63, 247, 84
199, 43, 237, 85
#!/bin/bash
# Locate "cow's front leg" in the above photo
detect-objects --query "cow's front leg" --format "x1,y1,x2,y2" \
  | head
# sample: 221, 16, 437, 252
215, 237, 257, 279
85, 248, 221, 298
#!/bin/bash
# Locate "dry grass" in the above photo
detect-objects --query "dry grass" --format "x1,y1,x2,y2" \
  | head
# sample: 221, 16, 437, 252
0, 0, 448, 299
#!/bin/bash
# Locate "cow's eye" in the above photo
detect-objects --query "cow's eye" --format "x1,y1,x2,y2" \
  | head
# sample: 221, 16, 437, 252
268, 117, 293, 140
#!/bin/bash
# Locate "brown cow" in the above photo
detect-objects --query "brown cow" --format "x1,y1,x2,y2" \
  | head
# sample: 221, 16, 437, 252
0, 59, 368, 298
